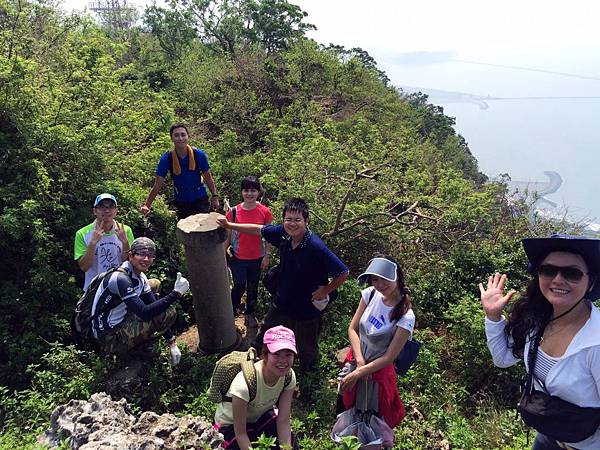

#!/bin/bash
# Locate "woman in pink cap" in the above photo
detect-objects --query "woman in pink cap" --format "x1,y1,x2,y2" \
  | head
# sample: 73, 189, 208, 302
214, 326, 297, 450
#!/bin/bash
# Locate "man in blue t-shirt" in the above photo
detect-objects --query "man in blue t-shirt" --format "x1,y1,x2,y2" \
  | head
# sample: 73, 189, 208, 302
140, 123, 219, 220
217, 198, 349, 374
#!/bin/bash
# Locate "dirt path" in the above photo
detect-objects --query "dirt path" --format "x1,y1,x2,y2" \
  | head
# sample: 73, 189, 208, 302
176, 315, 258, 352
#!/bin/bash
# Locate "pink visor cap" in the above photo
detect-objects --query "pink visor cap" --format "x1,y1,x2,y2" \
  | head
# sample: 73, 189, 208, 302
263, 326, 297, 354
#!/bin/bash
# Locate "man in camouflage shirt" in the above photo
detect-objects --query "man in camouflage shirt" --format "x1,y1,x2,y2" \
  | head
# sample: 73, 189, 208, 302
90, 237, 189, 365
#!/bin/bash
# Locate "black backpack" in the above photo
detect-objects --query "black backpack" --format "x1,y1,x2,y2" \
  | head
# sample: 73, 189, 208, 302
71, 267, 128, 346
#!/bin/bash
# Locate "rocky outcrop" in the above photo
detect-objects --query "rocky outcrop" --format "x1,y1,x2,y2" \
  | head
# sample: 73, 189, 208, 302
40, 392, 223, 449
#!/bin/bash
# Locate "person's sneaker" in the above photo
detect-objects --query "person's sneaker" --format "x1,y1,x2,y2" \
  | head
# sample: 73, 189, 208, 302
244, 314, 258, 328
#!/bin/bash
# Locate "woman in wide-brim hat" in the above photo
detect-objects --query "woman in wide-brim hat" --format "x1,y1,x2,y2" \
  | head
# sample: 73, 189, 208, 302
480, 234, 600, 450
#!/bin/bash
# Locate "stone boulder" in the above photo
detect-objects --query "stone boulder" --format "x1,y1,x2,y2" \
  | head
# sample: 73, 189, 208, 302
40, 392, 223, 449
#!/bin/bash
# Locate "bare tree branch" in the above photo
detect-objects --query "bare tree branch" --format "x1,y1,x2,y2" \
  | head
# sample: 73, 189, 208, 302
328, 163, 389, 233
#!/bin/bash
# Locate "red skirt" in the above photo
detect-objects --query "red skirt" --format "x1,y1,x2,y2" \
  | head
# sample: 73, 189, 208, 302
341, 348, 406, 428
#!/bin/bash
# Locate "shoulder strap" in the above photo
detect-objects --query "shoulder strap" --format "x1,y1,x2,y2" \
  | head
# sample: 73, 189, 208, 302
192, 147, 204, 180
277, 236, 287, 259
268, 234, 287, 273
241, 359, 258, 403
284, 370, 293, 388
525, 324, 547, 395
167, 148, 204, 180
274, 370, 294, 406
366, 287, 377, 305
232, 205, 237, 223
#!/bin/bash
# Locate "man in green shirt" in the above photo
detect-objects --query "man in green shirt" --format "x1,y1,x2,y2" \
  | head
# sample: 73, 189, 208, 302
74, 193, 134, 290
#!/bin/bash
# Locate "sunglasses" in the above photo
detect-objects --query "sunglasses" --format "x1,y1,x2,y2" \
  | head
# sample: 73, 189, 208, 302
538, 264, 588, 282
134, 251, 156, 259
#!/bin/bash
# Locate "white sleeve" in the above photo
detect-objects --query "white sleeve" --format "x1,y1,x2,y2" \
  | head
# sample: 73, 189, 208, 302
227, 371, 250, 402
485, 316, 520, 368
140, 273, 152, 295
396, 309, 415, 335
589, 346, 600, 399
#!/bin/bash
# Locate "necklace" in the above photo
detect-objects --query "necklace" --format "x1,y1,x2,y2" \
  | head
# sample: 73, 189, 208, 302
541, 321, 576, 342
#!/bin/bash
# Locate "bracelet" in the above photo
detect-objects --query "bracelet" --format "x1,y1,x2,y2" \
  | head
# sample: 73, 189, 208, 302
211, 192, 219, 198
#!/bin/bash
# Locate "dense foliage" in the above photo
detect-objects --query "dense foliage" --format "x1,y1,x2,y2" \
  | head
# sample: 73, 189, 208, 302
0, 0, 576, 448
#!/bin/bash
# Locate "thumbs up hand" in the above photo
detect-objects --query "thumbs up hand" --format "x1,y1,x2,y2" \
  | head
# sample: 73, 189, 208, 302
173, 272, 190, 296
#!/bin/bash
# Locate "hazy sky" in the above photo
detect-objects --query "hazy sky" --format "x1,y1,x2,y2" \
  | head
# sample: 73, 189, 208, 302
293, 0, 600, 220
62, 0, 600, 221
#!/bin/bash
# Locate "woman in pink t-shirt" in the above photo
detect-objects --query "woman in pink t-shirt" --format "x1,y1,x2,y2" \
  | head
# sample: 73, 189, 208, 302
224, 176, 273, 327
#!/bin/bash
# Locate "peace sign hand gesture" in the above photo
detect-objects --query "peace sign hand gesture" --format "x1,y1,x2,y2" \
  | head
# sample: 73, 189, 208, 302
91, 220, 105, 246
479, 273, 516, 322
115, 221, 128, 246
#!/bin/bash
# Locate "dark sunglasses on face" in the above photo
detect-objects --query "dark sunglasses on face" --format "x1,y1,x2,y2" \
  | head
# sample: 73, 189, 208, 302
538, 264, 588, 282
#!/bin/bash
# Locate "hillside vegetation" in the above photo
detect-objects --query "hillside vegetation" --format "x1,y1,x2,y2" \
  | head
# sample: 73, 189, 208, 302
0, 1, 564, 448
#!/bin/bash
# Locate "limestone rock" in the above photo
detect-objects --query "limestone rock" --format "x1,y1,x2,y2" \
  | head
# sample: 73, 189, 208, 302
40, 392, 223, 449
134, 411, 223, 449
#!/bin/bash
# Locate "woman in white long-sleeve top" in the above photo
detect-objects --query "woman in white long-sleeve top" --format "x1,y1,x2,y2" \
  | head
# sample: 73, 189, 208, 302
480, 234, 600, 450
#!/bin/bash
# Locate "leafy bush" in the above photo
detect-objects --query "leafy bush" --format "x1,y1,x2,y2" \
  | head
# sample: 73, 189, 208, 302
0, 343, 108, 443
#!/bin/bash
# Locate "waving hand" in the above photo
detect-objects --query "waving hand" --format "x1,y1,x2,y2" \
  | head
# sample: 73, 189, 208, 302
479, 273, 516, 322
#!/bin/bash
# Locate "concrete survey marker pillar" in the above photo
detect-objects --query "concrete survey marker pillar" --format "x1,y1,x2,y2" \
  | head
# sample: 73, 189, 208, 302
176, 212, 241, 354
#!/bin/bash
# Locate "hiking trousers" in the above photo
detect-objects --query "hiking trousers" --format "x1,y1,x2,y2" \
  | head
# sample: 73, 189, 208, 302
175, 197, 210, 220
230, 256, 262, 315
98, 306, 177, 355
216, 410, 298, 450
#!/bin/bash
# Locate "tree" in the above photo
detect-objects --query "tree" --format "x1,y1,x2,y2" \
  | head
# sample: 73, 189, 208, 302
157, 0, 314, 56
326, 44, 390, 85
143, 3, 197, 60
245, 0, 315, 53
